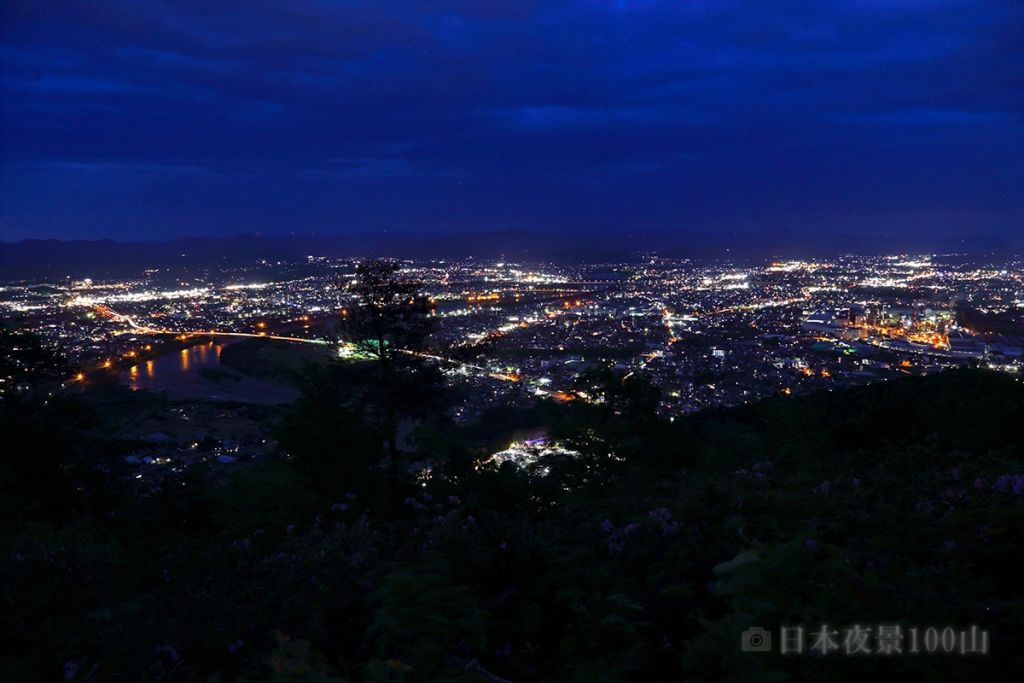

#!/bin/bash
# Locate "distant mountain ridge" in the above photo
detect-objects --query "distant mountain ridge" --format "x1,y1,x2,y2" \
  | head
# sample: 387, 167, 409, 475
1, 229, 1019, 279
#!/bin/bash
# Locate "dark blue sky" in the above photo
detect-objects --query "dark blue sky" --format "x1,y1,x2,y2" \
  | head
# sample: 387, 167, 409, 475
1, 0, 1022, 242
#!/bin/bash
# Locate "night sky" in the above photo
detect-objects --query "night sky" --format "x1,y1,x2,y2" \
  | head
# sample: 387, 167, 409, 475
1, 1, 1022, 243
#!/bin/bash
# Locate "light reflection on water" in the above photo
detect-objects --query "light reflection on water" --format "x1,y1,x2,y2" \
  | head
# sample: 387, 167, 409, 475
127, 342, 228, 392
121, 338, 298, 405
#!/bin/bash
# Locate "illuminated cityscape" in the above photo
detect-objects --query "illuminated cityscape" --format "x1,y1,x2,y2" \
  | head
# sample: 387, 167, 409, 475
3, 250, 1019, 490
3, 1, 1023, 680
4, 253, 1021, 407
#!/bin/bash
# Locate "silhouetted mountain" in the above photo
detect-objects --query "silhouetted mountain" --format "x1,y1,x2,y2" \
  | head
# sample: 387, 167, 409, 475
2, 229, 1019, 279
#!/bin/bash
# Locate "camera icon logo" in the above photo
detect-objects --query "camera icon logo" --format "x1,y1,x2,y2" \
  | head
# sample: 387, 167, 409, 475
741, 626, 772, 652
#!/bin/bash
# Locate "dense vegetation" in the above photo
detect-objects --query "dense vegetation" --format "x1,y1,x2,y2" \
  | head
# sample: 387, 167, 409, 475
218, 339, 334, 386
2, 364, 1022, 682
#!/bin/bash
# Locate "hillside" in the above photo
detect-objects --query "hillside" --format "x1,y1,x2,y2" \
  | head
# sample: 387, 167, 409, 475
1, 369, 1022, 681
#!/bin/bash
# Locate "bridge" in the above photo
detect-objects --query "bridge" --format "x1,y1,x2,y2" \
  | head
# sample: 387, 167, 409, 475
92, 304, 523, 384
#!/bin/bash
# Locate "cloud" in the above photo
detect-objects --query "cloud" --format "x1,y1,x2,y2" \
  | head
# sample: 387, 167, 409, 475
0, 0, 1022, 239
491, 104, 713, 130
838, 110, 1017, 126
4, 74, 163, 95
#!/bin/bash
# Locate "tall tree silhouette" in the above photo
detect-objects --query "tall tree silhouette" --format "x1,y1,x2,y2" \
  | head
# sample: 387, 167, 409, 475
337, 259, 436, 464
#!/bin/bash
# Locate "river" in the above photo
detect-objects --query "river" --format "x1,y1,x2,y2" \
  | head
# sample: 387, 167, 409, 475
121, 339, 299, 404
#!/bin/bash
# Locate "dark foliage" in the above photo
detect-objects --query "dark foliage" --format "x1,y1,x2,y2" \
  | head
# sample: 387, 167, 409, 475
336, 259, 439, 466
1, 369, 1022, 682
